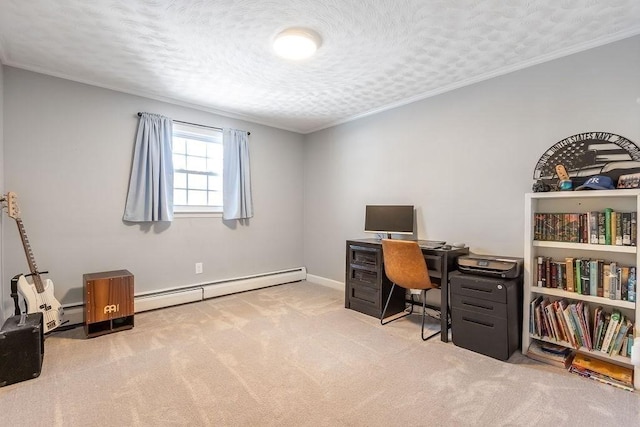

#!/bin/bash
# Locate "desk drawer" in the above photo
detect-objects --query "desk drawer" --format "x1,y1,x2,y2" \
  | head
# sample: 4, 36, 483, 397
349, 245, 380, 269
349, 265, 379, 286
349, 281, 379, 306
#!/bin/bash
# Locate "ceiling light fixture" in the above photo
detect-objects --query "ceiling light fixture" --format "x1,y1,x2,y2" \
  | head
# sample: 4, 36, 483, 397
273, 28, 321, 60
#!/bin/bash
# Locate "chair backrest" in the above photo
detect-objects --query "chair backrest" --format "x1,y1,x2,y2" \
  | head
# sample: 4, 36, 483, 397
381, 239, 433, 290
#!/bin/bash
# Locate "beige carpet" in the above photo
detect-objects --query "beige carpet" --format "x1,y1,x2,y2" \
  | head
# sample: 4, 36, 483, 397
1, 281, 639, 426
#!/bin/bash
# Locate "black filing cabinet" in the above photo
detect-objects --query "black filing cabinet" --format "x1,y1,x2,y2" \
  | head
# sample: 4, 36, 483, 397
450, 272, 522, 361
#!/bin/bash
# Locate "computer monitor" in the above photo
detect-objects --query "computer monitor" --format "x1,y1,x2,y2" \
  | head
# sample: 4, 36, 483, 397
364, 205, 414, 238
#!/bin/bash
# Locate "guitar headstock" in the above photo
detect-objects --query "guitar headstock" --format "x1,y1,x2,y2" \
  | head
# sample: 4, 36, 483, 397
2, 191, 20, 220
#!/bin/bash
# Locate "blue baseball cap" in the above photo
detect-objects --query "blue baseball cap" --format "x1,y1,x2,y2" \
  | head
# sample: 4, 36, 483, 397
575, 175, 615, 190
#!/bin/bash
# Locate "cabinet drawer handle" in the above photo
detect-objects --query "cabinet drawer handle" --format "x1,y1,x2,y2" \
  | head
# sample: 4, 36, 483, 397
462, 300, 494, 311
462, 317, 494, 328
460, 285, 492, 293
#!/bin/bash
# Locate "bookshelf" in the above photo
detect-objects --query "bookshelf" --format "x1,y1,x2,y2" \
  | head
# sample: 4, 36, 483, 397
523, 190, 640, 390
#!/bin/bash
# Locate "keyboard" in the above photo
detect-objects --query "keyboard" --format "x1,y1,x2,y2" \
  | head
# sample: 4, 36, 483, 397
419, 240, 446, 249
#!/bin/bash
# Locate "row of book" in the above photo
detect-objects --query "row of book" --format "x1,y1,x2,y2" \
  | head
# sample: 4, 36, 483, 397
536, 256, 636, 302
527, 342, 634, 391
533, 210, 637, 246
530, 297, 634, 357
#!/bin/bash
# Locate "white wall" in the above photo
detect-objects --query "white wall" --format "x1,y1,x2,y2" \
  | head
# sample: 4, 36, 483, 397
303, 35, 640, 283
0, 63, 4, 320
2, 67, 305, 314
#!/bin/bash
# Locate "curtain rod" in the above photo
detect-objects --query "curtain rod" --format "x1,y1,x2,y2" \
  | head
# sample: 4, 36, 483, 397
137, 112, 250, 135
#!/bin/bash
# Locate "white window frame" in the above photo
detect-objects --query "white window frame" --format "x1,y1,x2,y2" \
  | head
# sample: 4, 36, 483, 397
172, 122, 223, 215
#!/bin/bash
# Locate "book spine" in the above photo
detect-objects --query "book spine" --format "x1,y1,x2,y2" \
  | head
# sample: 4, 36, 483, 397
598, 211, 606, 244
603, 263, 611, 300
592, 307, 603, 351
575, 259, 582, 294
589, 260, 598, 296
570, 213, 580, 243
604, 208, 613, 245
581, 303, 593, 350
628, 267, 636, 303
620, 266, 629, 301
581, 259, 590, 296
622, 212, 631, 245
589, 211, 599, 244
615, 212, 623, 245
562, 306, 579, 348
568, 304, 585, 347
632, 211, 637, 246
537, 256, 544, 287
596, 313, 610, 350
597, 259, 605, 298
545, 257, 551, 288
609, 262, 617, 300
565, 258, 575, 292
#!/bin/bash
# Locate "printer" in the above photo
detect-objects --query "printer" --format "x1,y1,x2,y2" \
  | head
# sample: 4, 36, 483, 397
456, 254, 523, 279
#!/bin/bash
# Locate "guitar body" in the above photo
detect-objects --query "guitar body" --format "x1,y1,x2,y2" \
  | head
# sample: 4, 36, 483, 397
16, 275, 64, 333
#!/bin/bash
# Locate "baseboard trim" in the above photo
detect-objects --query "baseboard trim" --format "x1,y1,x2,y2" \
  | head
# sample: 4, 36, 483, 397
135, 288, 204, 313
58, 267, 307, 327
306, 274, 344, 291
202, 268, 307, 299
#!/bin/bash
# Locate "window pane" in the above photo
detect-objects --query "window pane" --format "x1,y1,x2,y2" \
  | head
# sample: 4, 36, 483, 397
187, 156, 207, 172
173, 154, 186, 170
174, 138, 186, 154
174, 172, 187, 189
208, 143, 223, 160
174, 189, 187, 205
187, 140, 207, 157
188, 190, 207, 205
189, 174, 207, 190
208, 191, 222, 206
207, 156, 222, 172
208, 175, 222, 191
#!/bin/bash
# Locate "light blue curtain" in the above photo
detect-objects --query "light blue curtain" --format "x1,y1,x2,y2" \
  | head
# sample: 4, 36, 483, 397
123, 113, 174, 222
223, 129, 253, 220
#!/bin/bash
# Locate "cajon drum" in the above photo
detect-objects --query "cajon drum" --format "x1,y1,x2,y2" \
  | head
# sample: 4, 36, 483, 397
83, 270, 134, 338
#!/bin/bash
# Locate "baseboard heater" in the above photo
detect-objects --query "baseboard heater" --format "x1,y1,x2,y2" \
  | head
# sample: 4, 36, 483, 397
61, 267, 307, 326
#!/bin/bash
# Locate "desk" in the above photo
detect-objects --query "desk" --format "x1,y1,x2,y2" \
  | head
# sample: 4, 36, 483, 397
345, 239, 469, 342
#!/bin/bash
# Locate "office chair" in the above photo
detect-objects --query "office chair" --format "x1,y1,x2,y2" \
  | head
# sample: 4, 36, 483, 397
380, 239, 444, 340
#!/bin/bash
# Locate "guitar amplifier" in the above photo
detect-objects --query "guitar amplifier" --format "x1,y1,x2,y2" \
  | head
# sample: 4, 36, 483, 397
0, 312, 44, 387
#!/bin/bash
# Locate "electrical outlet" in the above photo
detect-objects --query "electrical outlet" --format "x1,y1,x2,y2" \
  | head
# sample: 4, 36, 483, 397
195, 262, 203, 274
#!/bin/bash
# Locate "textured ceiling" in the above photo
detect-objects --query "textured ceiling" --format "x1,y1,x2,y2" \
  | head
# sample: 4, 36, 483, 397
1, 1, 639, 134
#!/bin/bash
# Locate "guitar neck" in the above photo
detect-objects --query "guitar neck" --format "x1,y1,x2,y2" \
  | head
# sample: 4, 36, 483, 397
15, 218, 45, 293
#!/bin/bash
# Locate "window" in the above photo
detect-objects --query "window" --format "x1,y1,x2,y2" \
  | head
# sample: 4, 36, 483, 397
172, 123, 223, 213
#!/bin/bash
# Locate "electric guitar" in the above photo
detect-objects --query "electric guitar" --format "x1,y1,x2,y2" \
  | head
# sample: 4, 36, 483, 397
2, 192, 64, 333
